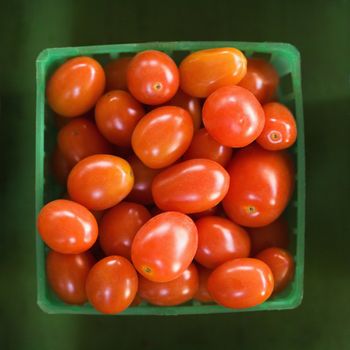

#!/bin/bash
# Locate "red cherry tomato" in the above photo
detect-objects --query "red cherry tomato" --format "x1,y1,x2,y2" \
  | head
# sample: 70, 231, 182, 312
195, 216, 250, 269
67, 155, 134, 211
37, 199, 98, 254
183, 128, 233, 167
46, 250, 95, 304
47, 56, 105, 117
180, 48, 247, 98
255, 247, 295, 293
193, 265, 213, 303
95, 90, 145, 147
99, 202, 151, 259
127, 50, 179, 105
208, 258, 274, 309
223, 144, 294, 227
51, 147, 73, 184
57, 118, 112, 164
131, 212, 198, 282
167, 89, 202, 129
86, 256, 138, 314
152, 159, 230, 214
238, 58, 279, 104
203, 85, 265, 147
132, 106, 193, 169
138, 264, 198, 306
248, 217, 290, 255
104, 57, 132, 91
257, 102, 297, 150
126, 154, 160, 205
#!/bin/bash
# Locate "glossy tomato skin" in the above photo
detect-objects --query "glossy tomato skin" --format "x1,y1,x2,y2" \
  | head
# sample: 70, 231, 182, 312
152, 159, 230, 214
67, 155, 134, 211
248, 217, 290, 255
126, 155, 160, 205
47, 56, 105, 117
138, 264, 199, 306
127, 50, 179, 105
167, 89, 202, 130
95, 90, 145, 147
99, 202, 151, 259
193, 265, 213, 303
238, 58, 279, 104
256, 247, 295, 294
223, 144, 294, 227
132, 106, 193, 169
104, 57, 132, 91
37, 199, 98, 254
208, 258, 274, 309
131, 212, 198, 282
195, 216, 250, 269
46, 250, 95, 304
85, 256, 138, 314
257, 102, 297, 151
58, 118, 112, 164
183, 128, 233, 167
180, 48, 247, 98
203, 85, 265, 148
51, 147, 73, 184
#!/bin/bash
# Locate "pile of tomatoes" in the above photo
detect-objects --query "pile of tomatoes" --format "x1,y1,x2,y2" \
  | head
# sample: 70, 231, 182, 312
37, 47, 297, 314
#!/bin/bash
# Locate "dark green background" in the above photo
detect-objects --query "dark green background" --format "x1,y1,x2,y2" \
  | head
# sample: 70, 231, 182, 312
1, 0, 349, 349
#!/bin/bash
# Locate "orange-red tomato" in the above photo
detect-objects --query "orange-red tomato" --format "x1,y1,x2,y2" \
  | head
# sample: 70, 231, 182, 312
193, 265, 213, 303
47, 56, 105, 117
131, 212, 198, 282
127, 50, 179, 105
203, 85, 265, 147
67, 155, 134, 211
37, 199, 98, 254
86, 256, 138, 314
152, 159, 230, 214
208, 258, 274, 308
238, 58, 279, 104
46, 250, 95, 304
138, 264, 199, 306
257, 102, 297, 150
51, 147, 73, 184
248, 217, 290, 255
95, 90, 145, 147
255, 247, 295, 293
132, 106, 194, 169
99, 202, 151, 259
183, 128, 233, 167
126, 155, 160, 205
179, 48, 247, 98
195, 216, 251, 269
167, 89, 202, 129
223, 144, 294, 227
104, 57, 132, 91
57, 118, 112, 164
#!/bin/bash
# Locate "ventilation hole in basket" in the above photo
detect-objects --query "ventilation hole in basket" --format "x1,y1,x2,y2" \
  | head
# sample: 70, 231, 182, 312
172, 50, 191, 64
94, 53, 110, 66
280, 72, 293, 95
251, 52, 272, 61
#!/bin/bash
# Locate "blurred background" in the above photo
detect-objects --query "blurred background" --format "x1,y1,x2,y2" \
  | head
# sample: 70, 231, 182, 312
0, 0, 349, 349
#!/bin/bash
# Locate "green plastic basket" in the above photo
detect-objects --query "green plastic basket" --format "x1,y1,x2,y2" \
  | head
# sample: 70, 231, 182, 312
35, 41, 305, 315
